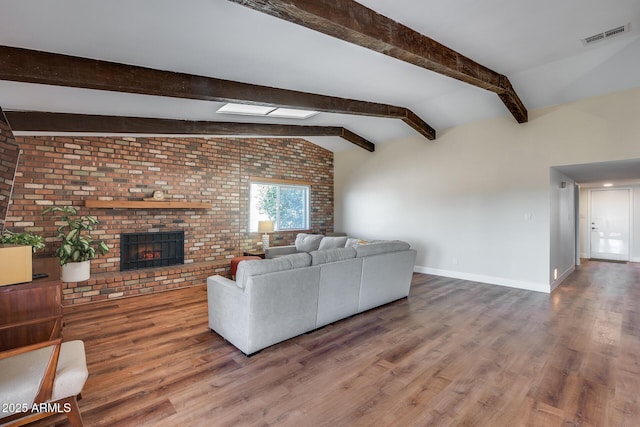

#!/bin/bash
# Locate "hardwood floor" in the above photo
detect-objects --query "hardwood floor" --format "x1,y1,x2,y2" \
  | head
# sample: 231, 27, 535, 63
33, 260, 640, 426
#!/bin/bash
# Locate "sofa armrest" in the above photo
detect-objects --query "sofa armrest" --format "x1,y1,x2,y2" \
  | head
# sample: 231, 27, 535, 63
265, 245, 298, 259
208, 274, 239, 288
207, 275, 250, 352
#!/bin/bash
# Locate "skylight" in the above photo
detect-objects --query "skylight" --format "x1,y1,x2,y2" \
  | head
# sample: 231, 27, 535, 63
267, 108, 319, 119
216, 103, 318, 119
216, 103, 276, 116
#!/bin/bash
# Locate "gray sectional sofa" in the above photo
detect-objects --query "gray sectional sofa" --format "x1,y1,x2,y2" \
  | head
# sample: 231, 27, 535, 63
207, 235, 417, 355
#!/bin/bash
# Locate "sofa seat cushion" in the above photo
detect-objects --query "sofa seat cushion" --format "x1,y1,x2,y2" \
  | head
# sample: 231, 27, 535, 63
355, 240, 410, 257
295, 233, 324, 252
236, 253, 312, 289
0, 340, 88, 417
0, 347, 51, 415
318, 236, 348, 250
310, 247, 357, 265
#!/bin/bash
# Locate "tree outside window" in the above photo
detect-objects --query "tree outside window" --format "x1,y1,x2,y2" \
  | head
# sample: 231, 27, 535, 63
249, 181, 310, 232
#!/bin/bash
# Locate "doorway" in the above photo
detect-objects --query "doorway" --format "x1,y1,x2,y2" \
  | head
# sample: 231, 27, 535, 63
589, 188, 631, 261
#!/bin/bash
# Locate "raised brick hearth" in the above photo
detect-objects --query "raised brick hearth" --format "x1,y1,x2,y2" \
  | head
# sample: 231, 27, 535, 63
65, 260, 227, 304
6, 135, 334, 305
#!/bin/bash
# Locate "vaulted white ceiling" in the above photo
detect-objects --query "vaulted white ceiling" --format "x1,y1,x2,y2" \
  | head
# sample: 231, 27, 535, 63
0, 0, 639, 152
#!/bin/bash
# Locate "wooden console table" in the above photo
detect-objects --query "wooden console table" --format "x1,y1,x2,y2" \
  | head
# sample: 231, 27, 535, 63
0, 258, 62, 351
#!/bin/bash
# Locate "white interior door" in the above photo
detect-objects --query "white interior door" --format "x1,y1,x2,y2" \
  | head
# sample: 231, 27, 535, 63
589, 188, 630, 261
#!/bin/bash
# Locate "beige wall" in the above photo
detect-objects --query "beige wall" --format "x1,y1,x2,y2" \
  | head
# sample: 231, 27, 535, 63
335, 87, 640, 292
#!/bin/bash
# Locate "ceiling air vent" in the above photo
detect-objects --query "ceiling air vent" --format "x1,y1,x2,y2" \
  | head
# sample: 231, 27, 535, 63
582, 23, 631, 46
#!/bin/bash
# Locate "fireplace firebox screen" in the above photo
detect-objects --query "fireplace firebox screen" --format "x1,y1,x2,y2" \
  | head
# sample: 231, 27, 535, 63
120, 231, 184, 271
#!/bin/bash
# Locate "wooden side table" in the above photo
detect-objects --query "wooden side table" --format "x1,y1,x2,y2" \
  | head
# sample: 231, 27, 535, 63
243, 251, 265, 259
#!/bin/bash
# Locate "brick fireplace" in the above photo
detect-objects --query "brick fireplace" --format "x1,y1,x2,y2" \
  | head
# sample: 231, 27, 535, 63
120, 231, 184, 271
6, 135, 335, 305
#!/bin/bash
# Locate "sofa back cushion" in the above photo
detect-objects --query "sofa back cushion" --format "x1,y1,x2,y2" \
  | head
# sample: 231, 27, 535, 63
355, 240, 411, 257
295, 233, 324, 252
310, 247, 357, 265
236, 253, 312, 289
345, 237, 375, 248
318, 236, 348, 250
345, 237, 359, 248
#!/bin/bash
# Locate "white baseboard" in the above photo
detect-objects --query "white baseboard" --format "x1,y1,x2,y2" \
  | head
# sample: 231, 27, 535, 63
585, 256, 639, 262
550, 265, 575, 292
413, 266, 550, 294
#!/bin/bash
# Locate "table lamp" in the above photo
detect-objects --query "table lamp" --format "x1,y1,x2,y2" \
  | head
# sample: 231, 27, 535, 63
258, 220, 274, 249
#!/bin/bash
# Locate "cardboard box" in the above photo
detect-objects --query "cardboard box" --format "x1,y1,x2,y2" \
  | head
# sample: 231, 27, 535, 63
0, 245, 33, 286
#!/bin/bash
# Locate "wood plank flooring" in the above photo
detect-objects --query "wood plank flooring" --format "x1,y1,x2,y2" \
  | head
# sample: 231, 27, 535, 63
31, 260, 640, 426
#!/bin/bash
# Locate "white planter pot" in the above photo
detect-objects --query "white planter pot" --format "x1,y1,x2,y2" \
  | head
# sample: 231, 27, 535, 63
61, 260, 91, 282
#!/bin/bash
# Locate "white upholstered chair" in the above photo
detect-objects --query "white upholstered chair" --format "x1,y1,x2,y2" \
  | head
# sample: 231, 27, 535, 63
0, 317, 88, 427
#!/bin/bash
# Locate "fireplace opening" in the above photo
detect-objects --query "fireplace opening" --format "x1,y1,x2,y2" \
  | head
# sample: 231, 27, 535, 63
120, 231, 184, 271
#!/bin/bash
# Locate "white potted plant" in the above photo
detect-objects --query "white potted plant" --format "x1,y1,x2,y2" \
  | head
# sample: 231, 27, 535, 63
42, 206, 110, 282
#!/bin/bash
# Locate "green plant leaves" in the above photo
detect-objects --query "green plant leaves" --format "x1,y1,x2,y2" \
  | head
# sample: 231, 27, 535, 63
98, 241, 110, 255
66, 228, 79, 242
0, 230, 46, 252
43, 206, 110, 266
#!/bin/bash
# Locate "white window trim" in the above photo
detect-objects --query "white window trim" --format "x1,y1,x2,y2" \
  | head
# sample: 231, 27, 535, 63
249, 179, 311, 232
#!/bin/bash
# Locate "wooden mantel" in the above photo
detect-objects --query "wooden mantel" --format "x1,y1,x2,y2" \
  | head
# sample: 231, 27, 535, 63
84, 200, 211, 209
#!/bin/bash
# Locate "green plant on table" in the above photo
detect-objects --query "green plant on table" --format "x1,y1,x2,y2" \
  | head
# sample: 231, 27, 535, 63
0, 230, 46, 252
42, 206, 110, 266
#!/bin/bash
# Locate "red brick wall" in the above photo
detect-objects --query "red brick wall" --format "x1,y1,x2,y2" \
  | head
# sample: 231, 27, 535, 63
6, 135, 334, 304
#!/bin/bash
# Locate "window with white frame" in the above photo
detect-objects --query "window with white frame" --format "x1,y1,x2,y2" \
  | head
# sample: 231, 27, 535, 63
249, 180, 310, 232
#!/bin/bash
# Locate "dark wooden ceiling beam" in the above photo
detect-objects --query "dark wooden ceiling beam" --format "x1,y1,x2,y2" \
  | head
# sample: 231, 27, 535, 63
228, 0, 528, 123
4, 111, 375, 152
0, 45, 434, 141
